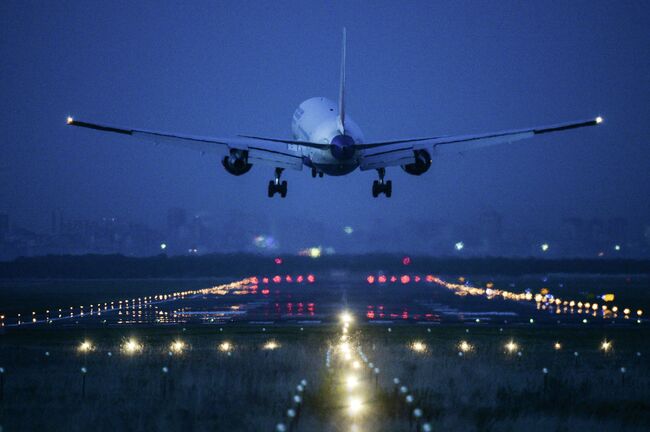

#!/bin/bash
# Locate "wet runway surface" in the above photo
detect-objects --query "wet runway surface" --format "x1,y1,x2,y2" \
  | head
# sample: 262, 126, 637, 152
4, 272, 645, 328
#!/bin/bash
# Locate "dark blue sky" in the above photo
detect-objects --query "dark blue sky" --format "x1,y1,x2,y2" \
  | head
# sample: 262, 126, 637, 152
1, 1, 649, 245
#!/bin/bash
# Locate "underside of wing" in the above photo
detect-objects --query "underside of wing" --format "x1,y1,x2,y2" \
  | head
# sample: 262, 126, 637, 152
358, 116, 602, 170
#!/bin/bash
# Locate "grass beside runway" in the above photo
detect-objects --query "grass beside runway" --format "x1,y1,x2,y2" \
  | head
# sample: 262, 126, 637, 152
0, 324, 648, 431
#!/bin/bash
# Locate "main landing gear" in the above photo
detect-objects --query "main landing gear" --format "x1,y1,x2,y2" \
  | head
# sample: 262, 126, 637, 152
372, 168, 392, 198
311, 168, 324, 178
268, 168, 287, 198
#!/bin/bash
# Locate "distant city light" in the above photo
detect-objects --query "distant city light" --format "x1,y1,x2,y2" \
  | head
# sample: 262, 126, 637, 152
343, 226, 354, 235
454, 241, 464, 251
541, 243, 550, 252
614, 244, 621, 251
554, 342, 562, 350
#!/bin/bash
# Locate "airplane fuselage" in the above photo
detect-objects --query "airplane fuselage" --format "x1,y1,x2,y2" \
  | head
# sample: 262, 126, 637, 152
291, 97, 365, 176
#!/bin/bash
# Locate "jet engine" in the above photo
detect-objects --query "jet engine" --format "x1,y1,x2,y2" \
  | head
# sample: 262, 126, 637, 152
222, 149, 253, 176
400, 149, 431, 176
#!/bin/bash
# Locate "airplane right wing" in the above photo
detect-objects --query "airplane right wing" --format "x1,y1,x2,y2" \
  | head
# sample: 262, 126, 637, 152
358, 117, 603, 171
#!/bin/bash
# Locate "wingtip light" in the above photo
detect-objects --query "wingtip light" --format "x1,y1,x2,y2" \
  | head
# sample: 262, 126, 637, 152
596, 116, 603, 124
66, 116, 74, 125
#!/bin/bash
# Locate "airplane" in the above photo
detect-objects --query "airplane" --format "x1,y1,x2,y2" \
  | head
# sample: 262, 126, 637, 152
67, 28, 603, 198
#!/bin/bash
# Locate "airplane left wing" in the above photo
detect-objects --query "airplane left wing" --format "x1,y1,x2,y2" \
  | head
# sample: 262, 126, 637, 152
358, 117, 602, 171
66, 117, 303, 170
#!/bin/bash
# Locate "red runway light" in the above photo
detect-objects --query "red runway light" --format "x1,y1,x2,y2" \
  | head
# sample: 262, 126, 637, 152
250, 277, 259, 284
273, 275, 281, 283
274, 257, 283, 265
390, 276, 397, 283
378, 275, 387, 283
262, 277, 269, 284
402, 256, 411, 266
414, 276, 421, 283
285, 275, 293, 283
400, 275, 411, 284
296, 275, 304, 283
426, 275, 434, 282
307, 274, 315, 283
261, 289, 270, 295
367, 275, 375, 284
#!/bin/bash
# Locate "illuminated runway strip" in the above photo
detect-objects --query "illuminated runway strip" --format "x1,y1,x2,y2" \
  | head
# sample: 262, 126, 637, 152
427, 275, 644, 321
366, 273, 644, 322
1, 278, 253, 328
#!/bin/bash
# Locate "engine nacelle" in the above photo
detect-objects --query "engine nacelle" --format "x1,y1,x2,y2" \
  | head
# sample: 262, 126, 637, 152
222, 149, 252, 176
400, 149, 431, 176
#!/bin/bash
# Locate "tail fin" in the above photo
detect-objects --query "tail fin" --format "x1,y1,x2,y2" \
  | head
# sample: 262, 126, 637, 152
337, 27, 347, 134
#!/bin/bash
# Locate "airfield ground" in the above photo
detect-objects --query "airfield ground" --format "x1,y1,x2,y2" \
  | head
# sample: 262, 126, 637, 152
0, 273, 648, 431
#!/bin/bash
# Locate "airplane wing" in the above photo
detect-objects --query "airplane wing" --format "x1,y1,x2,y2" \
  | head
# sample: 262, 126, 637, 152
358, 117, 602, 171
66, 117, 303, 170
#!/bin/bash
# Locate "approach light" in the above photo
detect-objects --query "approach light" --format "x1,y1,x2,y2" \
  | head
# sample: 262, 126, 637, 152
411, 341, 427, 353
505, 340, 518, 353
601, 340, 612, 352
263, 340, 280, 350
122, 338, 142, 354
458, 340, 473, 353
347, 396, 363, 416
340, 311, 353, 325
170, 340, 185, 353
78, 340, 93, 353
345, 375, 358, 391
218, 341, 233, 352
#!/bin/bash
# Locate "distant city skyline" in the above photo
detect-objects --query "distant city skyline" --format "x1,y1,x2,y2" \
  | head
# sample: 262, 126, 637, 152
1, 207, 647, 260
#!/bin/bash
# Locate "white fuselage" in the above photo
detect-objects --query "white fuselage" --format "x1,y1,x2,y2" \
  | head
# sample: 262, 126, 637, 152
291, 97, 365, 175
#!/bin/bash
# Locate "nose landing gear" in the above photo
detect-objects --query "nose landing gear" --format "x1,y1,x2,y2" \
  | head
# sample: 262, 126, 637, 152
311, 168, 324, 178
268, 168, 287, 198
372, 168, 392, 198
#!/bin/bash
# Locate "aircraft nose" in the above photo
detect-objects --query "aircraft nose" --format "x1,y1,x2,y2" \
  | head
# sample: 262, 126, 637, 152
330, 134, 355, 160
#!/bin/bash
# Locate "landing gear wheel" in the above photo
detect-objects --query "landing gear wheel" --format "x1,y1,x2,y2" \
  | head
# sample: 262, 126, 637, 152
268, 168, 287, 198
311, 168, 317, 178
280, 181, 288, 198
318, 171, 324, 178
371, 169, 392, 197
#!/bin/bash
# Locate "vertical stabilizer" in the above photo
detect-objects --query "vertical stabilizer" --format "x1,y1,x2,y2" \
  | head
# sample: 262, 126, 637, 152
337, 27, 347, 134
